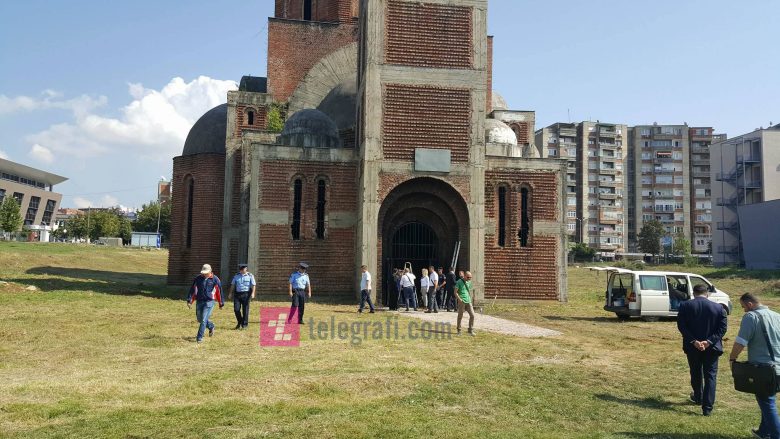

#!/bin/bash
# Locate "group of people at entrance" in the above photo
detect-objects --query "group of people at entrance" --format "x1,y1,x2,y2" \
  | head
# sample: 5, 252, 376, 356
677, 286, 780, 439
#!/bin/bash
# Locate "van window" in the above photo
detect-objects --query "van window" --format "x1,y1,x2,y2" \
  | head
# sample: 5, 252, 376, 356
689, 275, 711, 291
639, 275, 666, 290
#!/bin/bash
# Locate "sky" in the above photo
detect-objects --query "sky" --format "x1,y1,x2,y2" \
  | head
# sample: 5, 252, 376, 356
1, 0, 778, 209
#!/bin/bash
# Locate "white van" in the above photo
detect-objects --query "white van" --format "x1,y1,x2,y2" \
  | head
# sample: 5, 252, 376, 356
592, 267, 733, 320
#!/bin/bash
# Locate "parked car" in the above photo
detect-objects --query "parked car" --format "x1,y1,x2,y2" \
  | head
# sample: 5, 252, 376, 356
591, 267, 732, 320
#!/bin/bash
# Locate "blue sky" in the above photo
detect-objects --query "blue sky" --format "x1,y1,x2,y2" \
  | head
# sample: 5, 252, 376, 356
1, 0, 778, 209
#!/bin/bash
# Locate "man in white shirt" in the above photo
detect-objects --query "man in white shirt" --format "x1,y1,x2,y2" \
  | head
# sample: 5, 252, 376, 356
426, 265, 439, 313
358, 265, 375, 313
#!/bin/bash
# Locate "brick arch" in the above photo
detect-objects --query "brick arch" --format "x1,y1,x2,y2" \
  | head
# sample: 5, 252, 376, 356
377, 177, 470, 307
287, 42, 358, 114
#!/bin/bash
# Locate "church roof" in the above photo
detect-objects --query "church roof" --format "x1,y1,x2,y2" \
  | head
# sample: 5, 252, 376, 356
182, 104, 227, 156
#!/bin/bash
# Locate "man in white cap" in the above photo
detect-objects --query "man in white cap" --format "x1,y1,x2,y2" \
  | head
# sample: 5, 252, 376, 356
229, 263, 256, 330
187, 263, 224, 343
288, 262, 312, 324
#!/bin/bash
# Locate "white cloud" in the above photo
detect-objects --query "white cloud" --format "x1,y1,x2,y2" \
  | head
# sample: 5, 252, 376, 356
0, 149, 8, 160
71, 195, 123, 209
28, 144, 54, 164
72, 197, 92, 209
0, 92, 107, 117
25, 76, 237, 160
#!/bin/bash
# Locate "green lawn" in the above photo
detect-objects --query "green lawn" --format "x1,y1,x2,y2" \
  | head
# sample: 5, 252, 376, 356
1, 242, 780, 438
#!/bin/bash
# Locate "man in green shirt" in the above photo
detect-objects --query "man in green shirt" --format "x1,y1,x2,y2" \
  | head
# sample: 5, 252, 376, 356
454, 271, 476, 336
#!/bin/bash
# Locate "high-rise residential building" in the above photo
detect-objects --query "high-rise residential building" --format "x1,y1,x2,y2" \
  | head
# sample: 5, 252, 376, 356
689, 127, 726, 254
711, 124, 780, 266
536, 121, 628, 254
628, 124, 690, 250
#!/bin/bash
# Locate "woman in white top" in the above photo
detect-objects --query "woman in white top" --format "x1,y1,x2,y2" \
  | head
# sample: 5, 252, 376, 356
419, 268, 429, 309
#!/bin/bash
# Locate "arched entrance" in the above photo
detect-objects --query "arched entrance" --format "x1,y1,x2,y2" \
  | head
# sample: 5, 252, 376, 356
378, 177, 470, 308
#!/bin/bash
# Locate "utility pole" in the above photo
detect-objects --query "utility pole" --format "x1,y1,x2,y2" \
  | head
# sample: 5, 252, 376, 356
86, 206, 91, 244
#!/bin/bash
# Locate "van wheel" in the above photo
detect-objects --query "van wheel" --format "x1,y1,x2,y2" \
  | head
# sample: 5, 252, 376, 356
642, 316, 659, 322
616, 313, 630, 321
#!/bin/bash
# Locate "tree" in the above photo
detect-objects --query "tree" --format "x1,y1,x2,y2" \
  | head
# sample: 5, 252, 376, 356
89, 210, 120, 241
638, 219, 665, 258
672, 232, 691, 256
0, 197, 23, 233
267, 103, 284, 133
64, 213, 89, 240
570, 242, 597, 262
134, 201, 171, 242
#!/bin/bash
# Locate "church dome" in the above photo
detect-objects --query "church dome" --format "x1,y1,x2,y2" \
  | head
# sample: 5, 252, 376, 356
317, 79, 357, 131
485, 118, 518, 146
182, 104, 227, 156
491, 91, 508, 112
278, 109, 341, 148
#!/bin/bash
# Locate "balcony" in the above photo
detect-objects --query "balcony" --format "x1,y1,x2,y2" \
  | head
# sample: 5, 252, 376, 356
598, 130, 617, 138
598, 180, 619, 187
600, 142, 618, 149
691, 158, 710, 166
717, 246, 740, 255
599, 193, 618, 200
716, 222, 739, 231
737, 155, 761, 165
737, 179, 762, 189
692, 146, 710, 154
599, 216, 620, 225
691, 170, 710, 178
654, 157, 675, 163
599, 168, 618, 175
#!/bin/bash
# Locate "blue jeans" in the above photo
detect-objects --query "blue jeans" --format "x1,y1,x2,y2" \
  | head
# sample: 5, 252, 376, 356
756, 395, 780, 439
359, 289, 375, 312
196, 301, 215, 341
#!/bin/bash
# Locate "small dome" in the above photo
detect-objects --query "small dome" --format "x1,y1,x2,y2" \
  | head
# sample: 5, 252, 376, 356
317, 79, 357, 131
491, 91, 508, 112
524, 144, 541, 158
485, 119, 518, 146
182, 104, 227, 156
279, 109, 341, 148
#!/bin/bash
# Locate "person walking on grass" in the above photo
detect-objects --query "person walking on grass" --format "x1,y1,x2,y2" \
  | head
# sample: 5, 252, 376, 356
426, 265, 439, 313
187, 264, 224, 343
287, 262, 311, 324
676, 284, 727, 416
228, 263, 255, 330
358, 264, 375, 313
729, 293, 780, 439
455, 271, 476, 336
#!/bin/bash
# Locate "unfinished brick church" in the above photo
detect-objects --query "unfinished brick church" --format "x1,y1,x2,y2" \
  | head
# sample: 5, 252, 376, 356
168, 0, 569, 304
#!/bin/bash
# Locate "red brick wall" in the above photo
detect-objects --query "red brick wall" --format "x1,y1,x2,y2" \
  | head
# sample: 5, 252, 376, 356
230, 153, 242, 227
483, 170, 560, 299
510, 122, 531, 145
385, 1, 473, 69
236, 105, 268, 136
383, 84, 472, 162
275, 0, 357, 22
487, 36, 493, 113
256, 160, 358, 297
267, 19, 357, 102
168, 154, 226, 285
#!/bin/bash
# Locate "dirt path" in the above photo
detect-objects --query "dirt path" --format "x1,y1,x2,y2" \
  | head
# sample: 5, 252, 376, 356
398, 309, 561, 338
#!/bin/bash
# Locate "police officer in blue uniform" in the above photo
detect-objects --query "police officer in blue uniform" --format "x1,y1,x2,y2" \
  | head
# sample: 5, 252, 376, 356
229, 263, 256, 330
288, 262, 312, 324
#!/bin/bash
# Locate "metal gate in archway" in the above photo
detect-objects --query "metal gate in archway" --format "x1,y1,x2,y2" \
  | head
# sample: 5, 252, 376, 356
384, 221, 438, 307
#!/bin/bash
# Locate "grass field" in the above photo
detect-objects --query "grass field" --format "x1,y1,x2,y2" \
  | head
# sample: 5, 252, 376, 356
1, 242, 780, 438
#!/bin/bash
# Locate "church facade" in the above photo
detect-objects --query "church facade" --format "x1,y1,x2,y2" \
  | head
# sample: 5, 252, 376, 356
168, 0, 568, 304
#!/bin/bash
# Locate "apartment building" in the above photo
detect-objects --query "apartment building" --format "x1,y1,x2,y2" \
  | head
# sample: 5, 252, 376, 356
689, 127, 726, 254
711, 124, 780, 266
536, 121, 628, 254
0, 157, 67, 240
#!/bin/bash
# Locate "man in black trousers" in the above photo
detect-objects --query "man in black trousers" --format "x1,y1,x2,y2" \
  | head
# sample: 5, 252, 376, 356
676, 284, 728, 416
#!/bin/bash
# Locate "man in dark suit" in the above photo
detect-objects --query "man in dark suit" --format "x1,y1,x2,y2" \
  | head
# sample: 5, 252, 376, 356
676, 284, 728, 416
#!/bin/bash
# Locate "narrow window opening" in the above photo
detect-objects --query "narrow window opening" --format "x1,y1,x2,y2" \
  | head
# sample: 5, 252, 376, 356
247, 110, 254, 126
316, 180, 326, 239
186, 179, 194, 248
519, 187, 530, 247
291, 179, 302, 240
303, 0, 312, 20
497, 186, 506, 247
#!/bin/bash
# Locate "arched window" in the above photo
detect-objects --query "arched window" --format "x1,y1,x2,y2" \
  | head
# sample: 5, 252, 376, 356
497, 185, 507, 247
519, 186, 531, 247
185, 177, 194, 248
316, 179, 326, 239
303, 0, 312, 20
247, 109, 255, 126
291, 178, 302, 240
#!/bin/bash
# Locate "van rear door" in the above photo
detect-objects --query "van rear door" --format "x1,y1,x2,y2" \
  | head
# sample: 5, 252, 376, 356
638, 274, 669, 316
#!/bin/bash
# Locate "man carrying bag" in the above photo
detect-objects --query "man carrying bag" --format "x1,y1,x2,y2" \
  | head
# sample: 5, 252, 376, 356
730, 293, 780, 439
